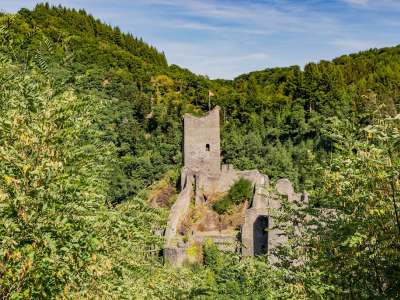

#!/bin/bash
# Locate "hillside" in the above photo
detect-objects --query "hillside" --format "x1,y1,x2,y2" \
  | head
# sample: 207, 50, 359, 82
0, 4, 399, 299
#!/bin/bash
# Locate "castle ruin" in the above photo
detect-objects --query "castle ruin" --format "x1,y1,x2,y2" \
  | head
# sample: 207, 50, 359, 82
164, 106, 307, 266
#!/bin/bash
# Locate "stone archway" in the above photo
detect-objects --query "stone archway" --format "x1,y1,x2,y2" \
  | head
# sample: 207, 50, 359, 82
253, 215, 268, 255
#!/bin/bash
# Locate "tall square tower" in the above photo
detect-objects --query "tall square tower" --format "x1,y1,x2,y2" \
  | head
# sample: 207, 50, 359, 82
183, 106, 221, 174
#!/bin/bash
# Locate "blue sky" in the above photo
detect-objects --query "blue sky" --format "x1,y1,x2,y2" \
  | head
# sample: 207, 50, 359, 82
2, 0, 400, 79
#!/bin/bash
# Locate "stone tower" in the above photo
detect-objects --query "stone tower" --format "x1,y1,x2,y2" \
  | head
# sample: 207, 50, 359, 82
183, 106, 221, 175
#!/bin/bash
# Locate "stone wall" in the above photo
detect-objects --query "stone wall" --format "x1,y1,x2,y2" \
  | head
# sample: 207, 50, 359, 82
164, 167, 305, 264
241, 173, 269, 256
164, 168, 194, 247
193, 232, 239, 252
194, 166, 268, 205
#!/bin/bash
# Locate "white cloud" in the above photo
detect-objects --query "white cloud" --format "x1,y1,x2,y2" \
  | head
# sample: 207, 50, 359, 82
342, 0, 400, 10
158, 41, 271, 78
330, 38, 375, 52
342, 0, 369, 5
204, 53, 271, 66
132, 0, 342, 36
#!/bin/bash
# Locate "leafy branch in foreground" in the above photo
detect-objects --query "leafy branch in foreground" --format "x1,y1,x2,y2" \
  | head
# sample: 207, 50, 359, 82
0, 60, 114, 298
303, 115, 400, 298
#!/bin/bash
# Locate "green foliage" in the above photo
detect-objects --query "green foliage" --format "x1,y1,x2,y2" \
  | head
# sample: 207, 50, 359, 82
307, 115, 400, 298
201, 241, 314, 299
203, 240, 224, 271
273, 114, 400, 299
213, 178, 253, 214
0, 59, 114, 298
212, 197, 231, 215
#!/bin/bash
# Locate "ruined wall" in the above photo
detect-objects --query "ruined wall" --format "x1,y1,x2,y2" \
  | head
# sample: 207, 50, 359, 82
184, 106, 221, 175
194, 167, 268, 206
194, 232, 238, 252
241, 175, 269, 257
164, 168, 194, 247
269, 178, 308, 262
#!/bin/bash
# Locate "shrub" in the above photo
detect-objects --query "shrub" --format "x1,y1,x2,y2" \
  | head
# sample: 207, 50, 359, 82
213, 178, 253, 214
213, 198, 232, 214
203, 240, 223, 270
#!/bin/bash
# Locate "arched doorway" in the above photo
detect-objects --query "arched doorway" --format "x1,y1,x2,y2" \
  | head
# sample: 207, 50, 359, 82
253, 215, 268, 255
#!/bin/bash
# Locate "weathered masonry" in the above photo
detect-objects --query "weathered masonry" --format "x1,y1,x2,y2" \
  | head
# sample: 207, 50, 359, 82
184, 107, 221, 175
164, 106, 307, 266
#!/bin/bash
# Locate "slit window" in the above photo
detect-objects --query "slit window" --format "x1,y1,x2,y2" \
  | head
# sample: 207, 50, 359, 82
206, 144, 210, 151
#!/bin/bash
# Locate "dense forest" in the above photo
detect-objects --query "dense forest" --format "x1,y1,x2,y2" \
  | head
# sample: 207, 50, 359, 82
0, 4, 399, 299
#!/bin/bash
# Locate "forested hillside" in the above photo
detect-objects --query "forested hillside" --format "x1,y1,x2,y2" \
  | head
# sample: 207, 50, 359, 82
0, 4, 399, 299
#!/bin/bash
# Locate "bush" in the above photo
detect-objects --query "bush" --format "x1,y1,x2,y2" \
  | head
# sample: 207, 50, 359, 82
213, 178, 253, 214
213, 198, 232, 214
